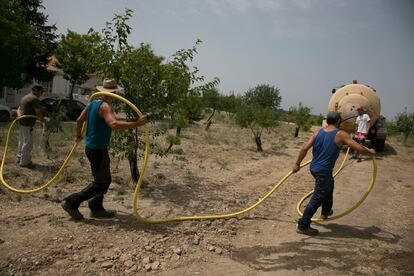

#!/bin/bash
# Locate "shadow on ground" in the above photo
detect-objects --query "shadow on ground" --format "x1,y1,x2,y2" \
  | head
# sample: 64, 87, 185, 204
231, 223, 405, 273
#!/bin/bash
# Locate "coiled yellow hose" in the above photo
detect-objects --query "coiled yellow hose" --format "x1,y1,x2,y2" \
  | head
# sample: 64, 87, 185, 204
0, 92, 376, 224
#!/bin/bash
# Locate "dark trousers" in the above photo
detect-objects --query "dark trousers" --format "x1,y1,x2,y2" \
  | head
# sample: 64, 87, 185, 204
297, 172, 334, 229
65, 147, 111, 212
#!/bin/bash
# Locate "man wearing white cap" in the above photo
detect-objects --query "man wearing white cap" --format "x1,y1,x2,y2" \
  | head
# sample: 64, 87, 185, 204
61, 79, 147, 220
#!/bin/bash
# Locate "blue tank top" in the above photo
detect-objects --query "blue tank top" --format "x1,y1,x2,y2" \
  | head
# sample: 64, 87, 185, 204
85, 100, 112, 149
310, 128, 340, 175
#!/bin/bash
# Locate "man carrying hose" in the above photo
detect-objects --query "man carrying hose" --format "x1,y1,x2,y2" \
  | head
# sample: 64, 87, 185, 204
292, 111, 375, 235
61, 79, 147, 220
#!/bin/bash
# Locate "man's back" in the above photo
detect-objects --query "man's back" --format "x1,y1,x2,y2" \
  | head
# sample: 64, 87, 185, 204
20, 93, 39, 126
310, 128, 341, 175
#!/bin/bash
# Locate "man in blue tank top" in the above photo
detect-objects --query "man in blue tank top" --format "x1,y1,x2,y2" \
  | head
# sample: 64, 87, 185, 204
61, 79, 147, 220
293, 112, 376, 235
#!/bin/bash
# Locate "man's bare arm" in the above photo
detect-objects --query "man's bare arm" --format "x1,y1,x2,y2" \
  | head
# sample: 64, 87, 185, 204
293, 131, 317, 173
100, 102, 147, 130
75, 107, 88, 141
338, 131, 375, 156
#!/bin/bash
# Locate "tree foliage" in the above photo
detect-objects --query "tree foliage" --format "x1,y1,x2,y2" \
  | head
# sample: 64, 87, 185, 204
394, 109, 414, 143
56, 30, 100, 99
288, 102, 312, 136
235, 84, 280, 151
0, 0, 57, 87
84, 9, 219, 180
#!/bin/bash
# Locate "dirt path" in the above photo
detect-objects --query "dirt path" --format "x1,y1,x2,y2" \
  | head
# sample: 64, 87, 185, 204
1, 121, 413, 275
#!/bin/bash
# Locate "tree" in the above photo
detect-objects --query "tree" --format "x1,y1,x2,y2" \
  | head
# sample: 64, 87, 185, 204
0, 0, 57, 87
394, 108, 414, 143
115, 44, 164, 181
56, 30, 100, 99
202, 88, 221, 129
235, 84, 281, 151
162, 39, 219, 152
244, 84, 282, 112
221, 93, 241, 118
288, 102, 312, 137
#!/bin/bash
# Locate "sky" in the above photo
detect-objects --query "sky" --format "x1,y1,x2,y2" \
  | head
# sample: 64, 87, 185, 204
42, 0, 414, 120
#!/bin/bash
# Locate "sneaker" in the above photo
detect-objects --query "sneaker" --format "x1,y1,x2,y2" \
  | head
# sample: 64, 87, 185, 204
320, 209, 334, 220
20, 162, 34, 168
90, 210, 116, 219
61, 201, 84, 220
296, 226, 319, 236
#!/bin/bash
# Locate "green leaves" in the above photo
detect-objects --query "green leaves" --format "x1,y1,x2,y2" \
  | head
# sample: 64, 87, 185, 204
288, 102, 312, 131
244, 84, 282, 112
56, 30, 100, 98
0, 0, 57, 87
235, 84, 281, 151
394, 109, 414, 143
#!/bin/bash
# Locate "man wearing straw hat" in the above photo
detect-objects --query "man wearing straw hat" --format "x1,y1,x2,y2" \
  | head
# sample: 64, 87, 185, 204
61, 79, 147, 220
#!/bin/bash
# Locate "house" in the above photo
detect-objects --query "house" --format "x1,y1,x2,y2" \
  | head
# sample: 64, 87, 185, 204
0, 56, 101, 108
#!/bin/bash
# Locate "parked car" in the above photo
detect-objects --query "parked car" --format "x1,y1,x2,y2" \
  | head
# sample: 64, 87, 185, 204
40, 98, 86, 121
0, 103, 11, 122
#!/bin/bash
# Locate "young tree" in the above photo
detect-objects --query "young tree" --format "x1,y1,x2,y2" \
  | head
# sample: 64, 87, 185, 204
394, 108, 414, 143
288, 102, 312, 137
221, 93, 241, 119
115, 44, 164, 181
202, 88, 221, 130
56, 30, 100, 99
162, 39, 219, 152
235, 84, 281, 151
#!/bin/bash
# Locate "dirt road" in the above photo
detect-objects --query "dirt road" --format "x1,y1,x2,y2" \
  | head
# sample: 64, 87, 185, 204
1, 121, 413, 275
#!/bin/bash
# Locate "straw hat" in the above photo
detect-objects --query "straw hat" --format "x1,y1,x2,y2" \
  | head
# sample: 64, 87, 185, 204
96, 79, 123, 93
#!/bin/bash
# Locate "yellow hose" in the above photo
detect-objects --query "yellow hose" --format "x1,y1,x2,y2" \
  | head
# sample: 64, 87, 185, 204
1, 114, 81, 193
1, 92, 377, 224
0, 92, 150, 195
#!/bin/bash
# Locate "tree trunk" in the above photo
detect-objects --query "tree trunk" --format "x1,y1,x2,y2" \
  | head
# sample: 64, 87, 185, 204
294, 126, 300, 137
40, 123, 51, 154
166, 127, 182, 154
205, 109, 216, 130
69, 81, 76, 100
128, 153, 140, 183
403, 132, 409, 144
255, 136, 263, 152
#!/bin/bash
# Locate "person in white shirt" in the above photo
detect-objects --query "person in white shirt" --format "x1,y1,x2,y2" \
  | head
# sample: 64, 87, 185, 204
354, 107, 371, 162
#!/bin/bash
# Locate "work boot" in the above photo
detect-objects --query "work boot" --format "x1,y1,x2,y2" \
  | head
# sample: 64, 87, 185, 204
61, 200, 84, 220
296, 225, 319, 236
320, 209, 334, 220
90, 210, 116, 219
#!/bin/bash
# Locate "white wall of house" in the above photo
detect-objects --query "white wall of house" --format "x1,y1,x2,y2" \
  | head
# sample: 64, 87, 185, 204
0, 72, 101, 108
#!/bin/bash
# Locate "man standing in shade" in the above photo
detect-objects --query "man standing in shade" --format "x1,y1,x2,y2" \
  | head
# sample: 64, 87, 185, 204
61, 79, 147, 220
16, 85, 45, 168
293, 111, 375, 235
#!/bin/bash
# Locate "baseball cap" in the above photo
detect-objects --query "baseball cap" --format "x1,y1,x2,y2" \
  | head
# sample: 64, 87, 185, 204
326, 111, 342, 124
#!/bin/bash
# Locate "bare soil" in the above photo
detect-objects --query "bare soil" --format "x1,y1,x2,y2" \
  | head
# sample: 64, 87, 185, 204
1, 118, 413, 275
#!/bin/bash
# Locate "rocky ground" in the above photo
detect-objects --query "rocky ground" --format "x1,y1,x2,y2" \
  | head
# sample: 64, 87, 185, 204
0, 118, 413, 275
